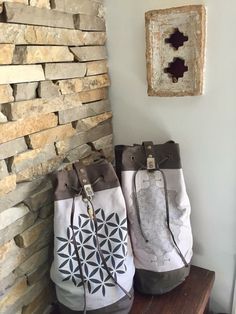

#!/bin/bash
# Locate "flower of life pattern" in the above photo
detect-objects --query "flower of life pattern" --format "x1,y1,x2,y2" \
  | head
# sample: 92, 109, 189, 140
56, 208, 128, 296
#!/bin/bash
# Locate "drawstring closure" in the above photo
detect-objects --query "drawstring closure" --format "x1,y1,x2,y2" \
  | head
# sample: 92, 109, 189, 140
133, 156, 188, 268
66, 175, 131, 314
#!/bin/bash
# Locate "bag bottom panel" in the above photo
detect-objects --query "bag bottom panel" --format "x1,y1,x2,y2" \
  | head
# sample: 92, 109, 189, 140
134, 265, 190, 295
58, 288, 134, 314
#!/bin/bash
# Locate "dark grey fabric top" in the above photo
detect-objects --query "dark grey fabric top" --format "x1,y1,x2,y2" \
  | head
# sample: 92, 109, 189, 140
115, 142, 182, 172
54, 160, 120, 201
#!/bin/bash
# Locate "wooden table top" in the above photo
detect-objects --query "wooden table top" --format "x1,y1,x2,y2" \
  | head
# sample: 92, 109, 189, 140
130, 265, 215, 314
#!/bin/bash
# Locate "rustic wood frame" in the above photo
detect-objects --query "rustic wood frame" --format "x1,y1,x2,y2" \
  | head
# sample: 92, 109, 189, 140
145, 5, 206, 97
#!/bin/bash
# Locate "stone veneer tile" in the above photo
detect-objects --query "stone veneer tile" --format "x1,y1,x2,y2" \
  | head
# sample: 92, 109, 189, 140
4, 2, 74, 29
0, 65, 45, 85
0, 113, 58, 144
51, 0, 100, 15
0, 22, 84, 45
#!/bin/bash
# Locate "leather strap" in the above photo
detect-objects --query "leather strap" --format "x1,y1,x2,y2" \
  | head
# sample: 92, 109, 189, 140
142, 141, 157, 171
73, 162, 94, 199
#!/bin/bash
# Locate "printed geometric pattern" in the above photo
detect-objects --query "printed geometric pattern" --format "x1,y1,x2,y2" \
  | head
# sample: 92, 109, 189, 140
56, 208, 128, 296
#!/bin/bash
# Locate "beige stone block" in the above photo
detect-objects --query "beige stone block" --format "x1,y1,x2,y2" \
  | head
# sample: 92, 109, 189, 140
0, 235, 52, 281
23, 181, 53, 212
0, 240, 19, 280
22, 283, 54, 314
55, 132, 87, 155
57, 80, 83, 96
79, 73, 110, 92
38, 81, 60, 98
0, 204, 29, 231
0, 84, 14, 104
51, 0, 99, 15
86, 60, 108, 76
0, 0, 28, 4
83, 31, 106, 46
4, 2, 74, 29
58, 106, 83, 124
14, 246, 50, 276
0, 44, 14, 64
26, 124, 75, 149
93, 134, 113, 159
0, 65, 45, 85
70, 46, 107, 61
76, 111, 112, 131
22, 277, 51, 314
0, 112, 7, 123
0, 210, 37, 246
57, 74, 110, 95
79, 87, 108, 103
26, 262, 50, 286
0, 0, 28, 14
0, 22, 84, 45
58, 99, 110, 124
0, 178, 45, 214
13, 82, 38, 101
29, 0, 50, 9
65, 143, 92, 162
0, 113, 58, 144
9, 144, 56, 173
0, 272, 18, 297
44, 62, 86, 80
0, 174, 16, 197
0, 277, 28, 314
3, 93, 82, 120
55, 120, 112, 155
15, 216, 52, 248
57, 74, 110, 94
1, 274, 50, 314
0, 159, 8, 180
16, 156, 64, 182
74, 14, 105, 31
13, 46, 74, 64
0, 138, 27, 160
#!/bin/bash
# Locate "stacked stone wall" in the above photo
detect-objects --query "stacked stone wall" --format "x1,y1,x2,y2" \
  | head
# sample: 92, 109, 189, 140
0, 0, 112, 313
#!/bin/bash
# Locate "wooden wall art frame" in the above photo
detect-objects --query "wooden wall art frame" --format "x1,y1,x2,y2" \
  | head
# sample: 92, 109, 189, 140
145, 5, 206, 97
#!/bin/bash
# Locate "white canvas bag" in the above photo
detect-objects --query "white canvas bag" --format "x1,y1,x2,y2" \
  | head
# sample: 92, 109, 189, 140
50, 159, 135, 313
115, 141, 193, 295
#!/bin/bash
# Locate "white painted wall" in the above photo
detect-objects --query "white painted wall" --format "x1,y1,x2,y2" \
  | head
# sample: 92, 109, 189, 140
104, 0, 236, 312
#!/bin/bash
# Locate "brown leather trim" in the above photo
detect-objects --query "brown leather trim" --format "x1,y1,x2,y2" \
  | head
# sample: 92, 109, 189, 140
54, 160, 120, 201
115, 142, 182, 174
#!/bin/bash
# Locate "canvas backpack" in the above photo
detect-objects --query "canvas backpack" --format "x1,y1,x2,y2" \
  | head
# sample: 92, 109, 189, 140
115, 141, 193, 295
50, 159, 135, 313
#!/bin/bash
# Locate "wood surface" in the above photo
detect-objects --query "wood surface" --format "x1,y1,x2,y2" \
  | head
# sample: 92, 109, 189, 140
130, 265, 215, 314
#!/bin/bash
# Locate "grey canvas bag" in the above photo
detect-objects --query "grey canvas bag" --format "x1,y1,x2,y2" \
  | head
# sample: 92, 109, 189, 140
50, 158, 135, 313
115, 141, 193, 295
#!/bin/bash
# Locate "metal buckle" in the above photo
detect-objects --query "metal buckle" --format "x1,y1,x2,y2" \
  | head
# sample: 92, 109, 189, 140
147, 157, 156, 170
83, 184, 94, 199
